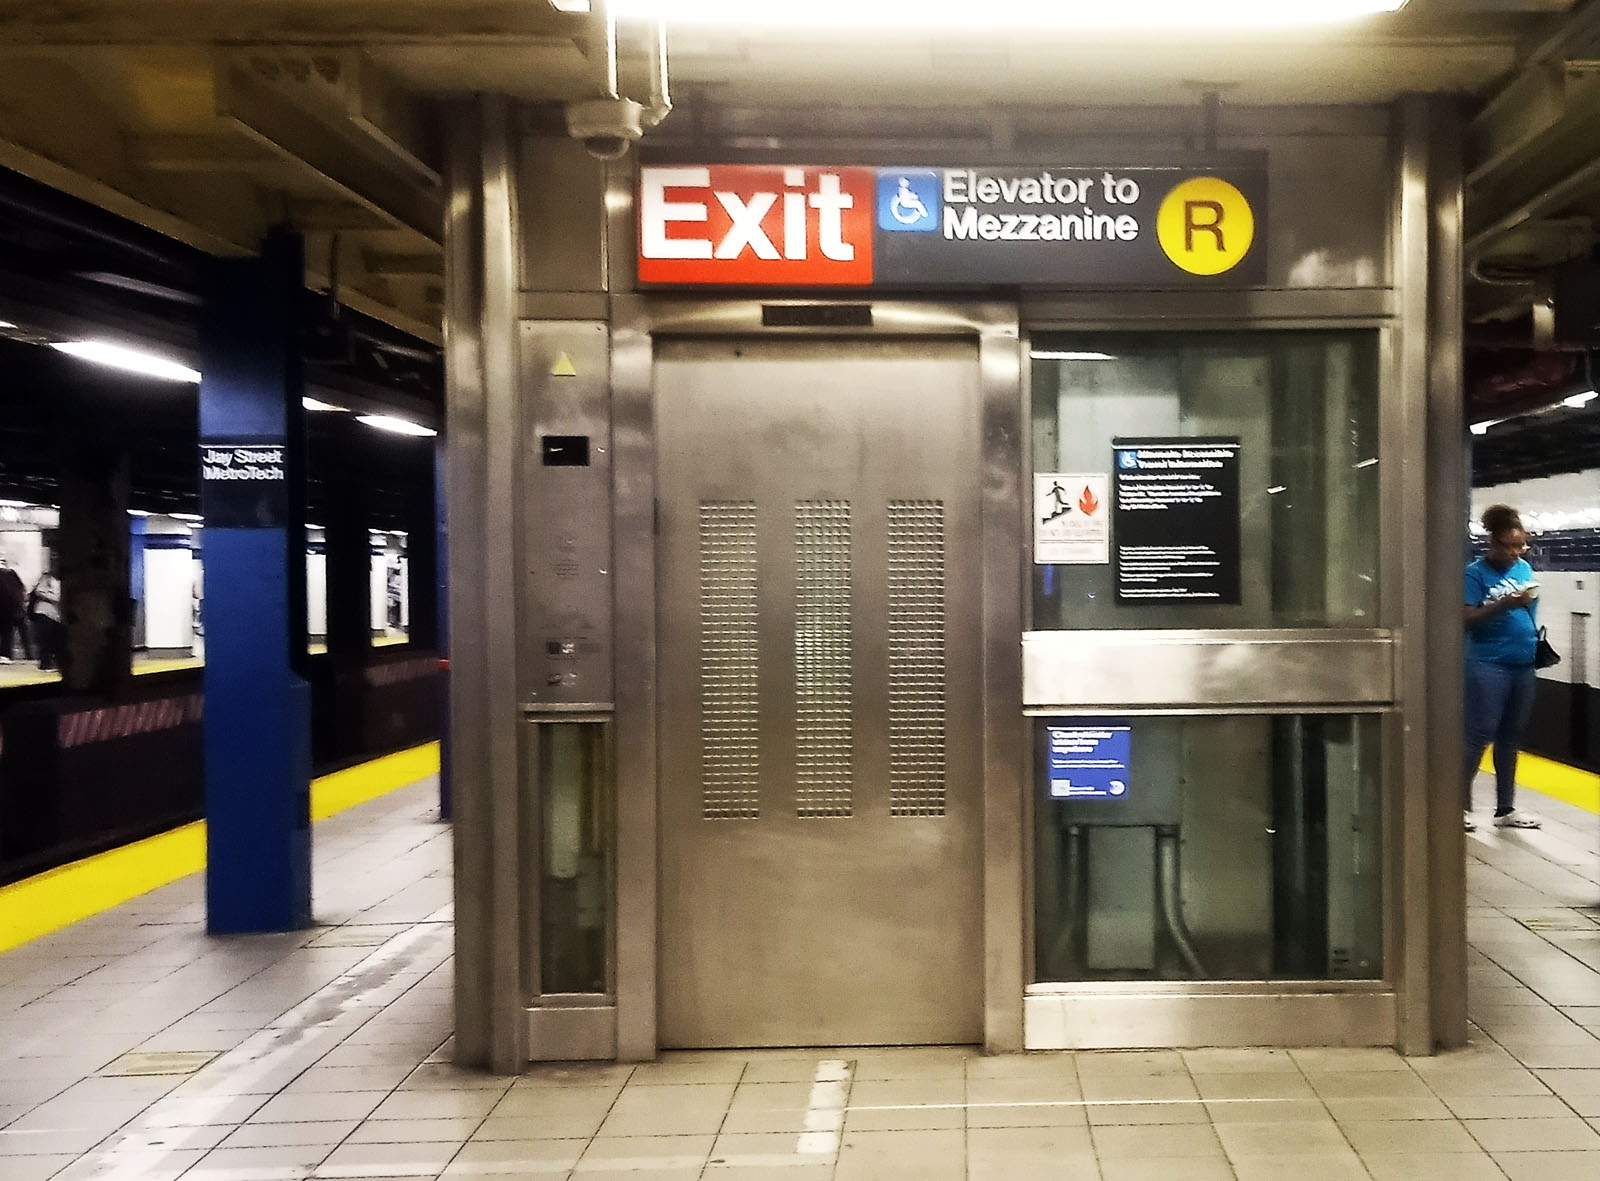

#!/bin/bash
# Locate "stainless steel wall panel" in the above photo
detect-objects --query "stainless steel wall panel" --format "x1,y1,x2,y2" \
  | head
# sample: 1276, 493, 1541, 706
446, 96, 527, 1074
516, 321, 614, 709
525, 1005, 617, 1062
514, 134, 609, 294
1022, 631, 1396, 710
980, 317, 1026, 1053
1422, 101, 1469, 1053
610, 315, 658, 1062
1024, 988, 1398, 1050
1021, 288, 1396, 329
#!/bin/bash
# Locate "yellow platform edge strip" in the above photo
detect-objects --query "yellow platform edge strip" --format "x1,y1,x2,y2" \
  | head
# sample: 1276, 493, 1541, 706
1481, 750, 1600, 816
0, 741, 441, 954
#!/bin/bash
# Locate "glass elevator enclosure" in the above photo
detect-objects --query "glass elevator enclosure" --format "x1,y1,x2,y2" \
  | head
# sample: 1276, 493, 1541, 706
1023, 331, 1397, 1047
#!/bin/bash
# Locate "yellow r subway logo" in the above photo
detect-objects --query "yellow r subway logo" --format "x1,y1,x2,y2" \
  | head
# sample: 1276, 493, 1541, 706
1157, 177, 1256, 276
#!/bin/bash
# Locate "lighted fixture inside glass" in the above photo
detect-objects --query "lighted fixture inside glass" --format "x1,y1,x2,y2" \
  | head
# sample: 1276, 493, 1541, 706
0, 320, 15, 329
1031, 350, 1116, 362
1353, 457, 1378, 469
1469, 420, 1494, 436
607, 0, 1409, 29
1562, 389, 1598, 408
358, 414, 438, 438
51, 340, 201, 384
170, 512, 204, 522
1267, 485, 1288, 495
127, 509, 151, 517
303, 396, 347, 412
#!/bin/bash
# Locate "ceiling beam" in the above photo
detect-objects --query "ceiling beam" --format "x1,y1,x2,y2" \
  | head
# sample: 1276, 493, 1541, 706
217, 61, 442, 246
0, 2, 579, 46
0, 133, 250, 257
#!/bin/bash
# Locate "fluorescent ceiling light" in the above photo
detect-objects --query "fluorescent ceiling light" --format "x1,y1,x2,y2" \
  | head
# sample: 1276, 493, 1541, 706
127, 509, 151, 517
1469, 420, 1494, 436
608, 1, 1409, 29
1031, 350, 1116, 362
1353, 458, 1378, 469
1562, 389, 1598, 408
51, 340, 200, 384
1267, 485, 1287, 495
0, 320, 15, 329
170, 512, 204, 522
0, 498, 35, 509
358, 414, 438, 438
303, 396, 347, 412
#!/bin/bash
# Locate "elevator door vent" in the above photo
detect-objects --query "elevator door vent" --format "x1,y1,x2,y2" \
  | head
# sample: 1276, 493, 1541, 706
795, 500, 854, 818
888, 500, 948, 817
699, 501, 760, 820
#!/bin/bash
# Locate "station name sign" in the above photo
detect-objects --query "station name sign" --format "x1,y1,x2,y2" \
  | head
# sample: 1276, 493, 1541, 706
637, 163, 1267, 288
200, 440, 288, 529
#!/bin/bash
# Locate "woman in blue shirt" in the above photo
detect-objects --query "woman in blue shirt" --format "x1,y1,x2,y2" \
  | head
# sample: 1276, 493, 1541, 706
1462, 504, 1541, 831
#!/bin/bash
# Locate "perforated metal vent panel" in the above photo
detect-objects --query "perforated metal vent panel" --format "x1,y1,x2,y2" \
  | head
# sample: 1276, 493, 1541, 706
888, 501, 948, 817
795, 500, 854, 818
699, 502, 760, 820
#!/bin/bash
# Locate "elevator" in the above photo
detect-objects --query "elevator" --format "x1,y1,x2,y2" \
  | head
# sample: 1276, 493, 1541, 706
447, 100, 1469, 1069
654, 336, 983, 1047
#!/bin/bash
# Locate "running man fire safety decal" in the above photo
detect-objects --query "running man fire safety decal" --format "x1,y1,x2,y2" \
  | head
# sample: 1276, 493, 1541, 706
638, 163, 1266, 287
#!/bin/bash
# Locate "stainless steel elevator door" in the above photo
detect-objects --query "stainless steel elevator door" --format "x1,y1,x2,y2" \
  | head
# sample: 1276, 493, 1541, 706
656, 336, 984, 1048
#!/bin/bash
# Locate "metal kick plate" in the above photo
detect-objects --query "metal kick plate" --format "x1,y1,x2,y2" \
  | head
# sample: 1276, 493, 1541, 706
1023, 629, 1396, 710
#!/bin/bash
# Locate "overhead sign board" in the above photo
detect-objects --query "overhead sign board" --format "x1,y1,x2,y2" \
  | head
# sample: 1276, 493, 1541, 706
638, 162, 1266, 288
1112, 437, 1242, 604
1047, 724, 1132, 801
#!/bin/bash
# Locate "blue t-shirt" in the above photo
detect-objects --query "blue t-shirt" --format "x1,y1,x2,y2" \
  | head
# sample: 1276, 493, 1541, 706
1464, 556, 1538, 666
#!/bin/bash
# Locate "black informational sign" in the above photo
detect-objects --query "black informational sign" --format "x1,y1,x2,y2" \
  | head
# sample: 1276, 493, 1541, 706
872, 164, 1268, 287
200, 440, 288, 528
1112, 438, 1242, 604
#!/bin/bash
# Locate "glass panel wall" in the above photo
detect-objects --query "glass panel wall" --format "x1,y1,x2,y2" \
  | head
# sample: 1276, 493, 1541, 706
525, 721, 611, 997
1030, 332, 1380, 630
1033, 713, 1383, 983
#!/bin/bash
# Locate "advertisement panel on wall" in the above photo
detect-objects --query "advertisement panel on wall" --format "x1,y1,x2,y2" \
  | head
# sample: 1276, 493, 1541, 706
638, 162, 1267, 288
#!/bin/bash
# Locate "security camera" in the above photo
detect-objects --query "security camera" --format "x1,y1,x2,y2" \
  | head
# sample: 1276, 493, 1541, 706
566, 97, 645, 160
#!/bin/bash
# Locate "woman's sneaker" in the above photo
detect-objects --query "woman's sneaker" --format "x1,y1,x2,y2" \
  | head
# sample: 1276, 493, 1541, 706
1493, 810, 1541, 829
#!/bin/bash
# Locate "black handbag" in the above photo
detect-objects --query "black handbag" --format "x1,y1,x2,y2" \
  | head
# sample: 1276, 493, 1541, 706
1534, 625, 1561, 669
1525, 606, 1561, 668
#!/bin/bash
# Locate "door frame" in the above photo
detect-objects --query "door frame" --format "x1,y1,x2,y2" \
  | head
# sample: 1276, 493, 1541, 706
610, 297, 1024, 1059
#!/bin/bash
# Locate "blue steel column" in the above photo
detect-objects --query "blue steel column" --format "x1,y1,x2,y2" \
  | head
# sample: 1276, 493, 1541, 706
199, 230, 312, 934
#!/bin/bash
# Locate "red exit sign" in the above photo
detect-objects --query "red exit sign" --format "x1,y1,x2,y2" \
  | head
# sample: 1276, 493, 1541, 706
638, 165, 875, 286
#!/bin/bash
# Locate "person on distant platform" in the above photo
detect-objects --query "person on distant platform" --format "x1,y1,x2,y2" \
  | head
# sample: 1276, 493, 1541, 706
0, 556, 24, 662
1462, 504, 1542, 832
28, 565, 63, 673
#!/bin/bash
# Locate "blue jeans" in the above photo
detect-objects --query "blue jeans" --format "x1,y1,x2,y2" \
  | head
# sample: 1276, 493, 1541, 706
1463, 659, 1538, 814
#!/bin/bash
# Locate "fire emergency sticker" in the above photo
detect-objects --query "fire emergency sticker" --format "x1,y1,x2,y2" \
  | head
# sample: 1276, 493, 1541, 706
1034, 473, 1110, 565
638, 162, 1266, 288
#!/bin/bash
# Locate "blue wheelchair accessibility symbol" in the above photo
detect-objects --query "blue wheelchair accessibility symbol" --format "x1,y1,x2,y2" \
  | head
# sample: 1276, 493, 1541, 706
1117, 450, 1140, 470
877, 171, 940, 233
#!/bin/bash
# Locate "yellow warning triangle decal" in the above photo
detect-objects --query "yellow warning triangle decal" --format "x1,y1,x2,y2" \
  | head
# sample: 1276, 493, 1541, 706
551, 352, 578, 377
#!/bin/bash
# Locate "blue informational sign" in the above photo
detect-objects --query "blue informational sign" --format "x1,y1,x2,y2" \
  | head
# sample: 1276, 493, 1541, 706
877, 170, 941, 233
1047, 724, 1132, 800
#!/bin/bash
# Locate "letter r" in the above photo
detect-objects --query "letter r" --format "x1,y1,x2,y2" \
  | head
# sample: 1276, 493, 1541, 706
1185, 201, 1226, 252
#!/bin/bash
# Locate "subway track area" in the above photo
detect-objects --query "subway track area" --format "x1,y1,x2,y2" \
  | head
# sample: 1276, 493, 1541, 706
0, 766, 1595, 1181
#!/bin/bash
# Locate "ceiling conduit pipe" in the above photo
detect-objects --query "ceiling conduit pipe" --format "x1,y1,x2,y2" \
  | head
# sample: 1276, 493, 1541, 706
565, 2, 671, 157
642, 19, 672, 129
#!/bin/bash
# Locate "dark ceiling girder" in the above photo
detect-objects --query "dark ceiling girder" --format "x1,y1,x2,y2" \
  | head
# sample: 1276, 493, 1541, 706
217, 63, 443, 248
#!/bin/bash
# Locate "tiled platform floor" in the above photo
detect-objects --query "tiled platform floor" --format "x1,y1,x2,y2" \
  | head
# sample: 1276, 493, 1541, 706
1, 774, 1597, 1180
